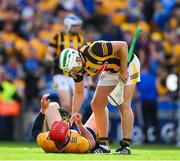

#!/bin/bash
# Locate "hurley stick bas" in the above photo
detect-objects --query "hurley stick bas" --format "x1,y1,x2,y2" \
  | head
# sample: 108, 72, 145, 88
108, 27, 143, 106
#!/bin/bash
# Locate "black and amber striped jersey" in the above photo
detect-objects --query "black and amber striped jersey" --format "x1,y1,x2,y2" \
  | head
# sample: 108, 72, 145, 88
49, 32, 84, 74
73, 41, 132, 82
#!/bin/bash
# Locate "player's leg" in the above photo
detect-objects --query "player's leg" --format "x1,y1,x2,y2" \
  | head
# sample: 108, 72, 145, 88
116, 54, 140, 154
46, 102, 62, 129
84, 107, 109, 134
92, 86, 113, 136
120, 84, 136, 139
91, 86, 113, 153
53, 74, 73, 112
115, 84, 136, 154
84, 113, 96, 133
82, 113, 97, 144
91, 72, 117, 153
84, 107, 109, 153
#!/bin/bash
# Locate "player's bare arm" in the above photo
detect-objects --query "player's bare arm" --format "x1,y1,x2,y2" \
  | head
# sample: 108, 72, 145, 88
72, 113, 96, 150
31, 94, 50, 140
111, 41, 128, 83
40, 94, 50, 114
71, 80, 84, 114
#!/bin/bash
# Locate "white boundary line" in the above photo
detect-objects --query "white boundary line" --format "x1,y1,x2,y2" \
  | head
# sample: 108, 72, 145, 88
1, 160, 180, 161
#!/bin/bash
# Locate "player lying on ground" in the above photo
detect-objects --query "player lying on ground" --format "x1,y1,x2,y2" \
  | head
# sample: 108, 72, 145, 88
31, 94, 96, 153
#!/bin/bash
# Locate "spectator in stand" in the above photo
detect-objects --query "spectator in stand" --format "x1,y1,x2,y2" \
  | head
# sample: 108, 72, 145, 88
137, 67, 159, 143
0, 68, 21, 140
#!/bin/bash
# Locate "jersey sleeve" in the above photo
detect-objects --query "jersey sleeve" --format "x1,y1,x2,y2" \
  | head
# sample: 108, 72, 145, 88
31, 112, 45, 140
90, 41, 113, 57
49, 34, 58, 48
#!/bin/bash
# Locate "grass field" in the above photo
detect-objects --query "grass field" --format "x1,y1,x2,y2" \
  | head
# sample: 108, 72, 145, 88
0, 142, 179, 160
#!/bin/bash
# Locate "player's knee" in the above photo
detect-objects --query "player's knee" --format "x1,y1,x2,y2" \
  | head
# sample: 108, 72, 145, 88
120, 102, 131, 111
47, 102, 60, 112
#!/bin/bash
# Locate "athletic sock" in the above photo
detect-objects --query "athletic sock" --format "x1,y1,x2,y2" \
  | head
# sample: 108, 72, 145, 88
99, 137, 109, 147
120, 138, 131, 147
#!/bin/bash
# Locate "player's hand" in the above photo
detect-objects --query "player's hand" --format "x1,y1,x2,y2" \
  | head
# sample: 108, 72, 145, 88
40, 93, 50, 114
119, 70, 128, 83
71, 112, 82, 126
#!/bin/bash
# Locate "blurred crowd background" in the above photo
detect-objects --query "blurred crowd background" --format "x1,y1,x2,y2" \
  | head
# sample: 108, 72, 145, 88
0, 0, 179, 145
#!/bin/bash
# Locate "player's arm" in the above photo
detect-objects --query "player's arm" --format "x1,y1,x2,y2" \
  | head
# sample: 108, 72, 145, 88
72, 113, 95, 150
31, 111, 45, 140
110, 41, 128, 73
31, 94, 50, 140
71, 78, 84, 114
112, 41, 129, 83
91, 41, 128, 82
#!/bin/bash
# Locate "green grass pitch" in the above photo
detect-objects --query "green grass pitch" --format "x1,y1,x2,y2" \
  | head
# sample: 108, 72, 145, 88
0, 142, 179, 160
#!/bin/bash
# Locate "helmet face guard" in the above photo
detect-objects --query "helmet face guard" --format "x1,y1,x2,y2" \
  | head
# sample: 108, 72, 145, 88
59, 48, 82, 72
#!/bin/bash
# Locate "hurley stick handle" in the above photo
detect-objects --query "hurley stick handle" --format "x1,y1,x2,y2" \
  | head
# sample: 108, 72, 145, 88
128, 27, 143, 63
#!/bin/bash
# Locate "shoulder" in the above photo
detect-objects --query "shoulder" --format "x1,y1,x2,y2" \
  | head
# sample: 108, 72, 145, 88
37, 132, 58, 153
90, 41, 113, 56
37, 132, 48, 142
